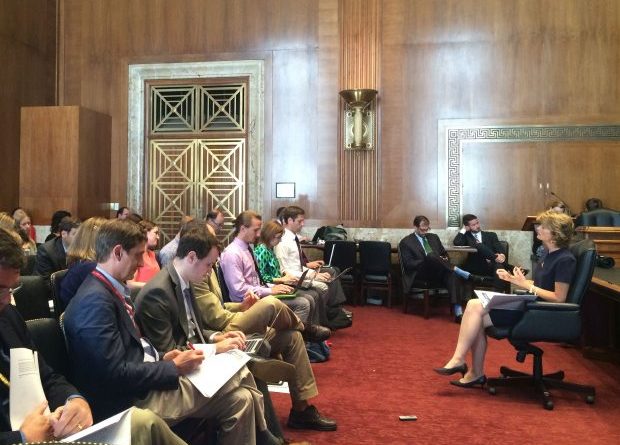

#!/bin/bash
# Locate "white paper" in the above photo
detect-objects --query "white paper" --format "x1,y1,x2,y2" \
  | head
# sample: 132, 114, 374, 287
186, 345, 251, 398
475, 290, 537, 311
61, 408, 132, 444
9, 348, 50, 429
268, 381, 290, 394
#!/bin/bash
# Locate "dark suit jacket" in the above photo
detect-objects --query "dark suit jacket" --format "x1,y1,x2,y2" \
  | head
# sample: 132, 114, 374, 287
398, 232, 448, 293
453, 230, 506, 273
35, 237, 67, 279
63, 273, 179, 421
0, 306, 78, 445
135, 264, 216, 353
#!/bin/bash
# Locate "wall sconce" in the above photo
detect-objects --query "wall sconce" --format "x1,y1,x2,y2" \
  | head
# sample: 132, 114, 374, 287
339, 89, 378, 150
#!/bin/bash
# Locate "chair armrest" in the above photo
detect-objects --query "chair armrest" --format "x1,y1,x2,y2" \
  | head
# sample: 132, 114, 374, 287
524, 302, 580, 311
511, 305, 581, 342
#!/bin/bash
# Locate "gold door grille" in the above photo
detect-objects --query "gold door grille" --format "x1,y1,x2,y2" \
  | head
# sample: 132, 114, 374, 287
146, 80, 247, 244
148, 139, 245, 244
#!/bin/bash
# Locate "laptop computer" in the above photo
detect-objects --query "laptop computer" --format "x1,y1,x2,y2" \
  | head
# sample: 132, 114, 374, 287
274, 269, 312, 299
244, 307, 282, 354
326, 266, 353, 283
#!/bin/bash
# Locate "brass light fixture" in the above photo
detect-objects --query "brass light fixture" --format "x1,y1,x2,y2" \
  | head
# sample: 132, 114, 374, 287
339, 89, 378, 150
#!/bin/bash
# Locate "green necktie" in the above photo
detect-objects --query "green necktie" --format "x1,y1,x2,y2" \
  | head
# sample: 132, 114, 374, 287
422, 236, 433, 255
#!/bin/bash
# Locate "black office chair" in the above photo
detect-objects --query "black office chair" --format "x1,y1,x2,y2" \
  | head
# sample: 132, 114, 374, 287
485, 239, 597, 410
323, 240, 358, 304
13, 275, 52, 320
26, 317, 71, 379
397, 244, 449, 318
50, 268, 68, 318
20, 254, 37, 275
214, 261, 231, 303
575, 208, 620, 227
358, 241, 393, 307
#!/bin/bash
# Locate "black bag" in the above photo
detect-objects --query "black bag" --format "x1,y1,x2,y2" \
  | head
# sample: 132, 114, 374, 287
325, 306, 353, 330
596, 255, 615, 269
312, 225, 348, 242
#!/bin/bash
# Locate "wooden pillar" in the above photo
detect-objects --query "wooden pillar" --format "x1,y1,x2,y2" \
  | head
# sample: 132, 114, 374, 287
339, 0, 381, 223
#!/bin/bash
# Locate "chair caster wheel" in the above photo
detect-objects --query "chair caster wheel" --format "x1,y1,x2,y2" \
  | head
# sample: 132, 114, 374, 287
544, 401, 554, 410
586, 395, 595, 404
488, 387, 496, 395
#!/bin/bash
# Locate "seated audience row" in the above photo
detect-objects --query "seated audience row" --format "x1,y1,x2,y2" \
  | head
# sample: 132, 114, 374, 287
0, 227, 192, 444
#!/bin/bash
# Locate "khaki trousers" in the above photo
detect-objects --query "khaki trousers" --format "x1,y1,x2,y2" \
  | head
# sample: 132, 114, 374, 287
224, 297, 318, 403
224, 296, 304, 334
129, 407, 188, 445
134, 368, 266, 445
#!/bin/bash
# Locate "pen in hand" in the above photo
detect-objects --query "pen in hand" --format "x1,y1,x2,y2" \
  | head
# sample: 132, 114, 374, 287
186, 341, 196, 350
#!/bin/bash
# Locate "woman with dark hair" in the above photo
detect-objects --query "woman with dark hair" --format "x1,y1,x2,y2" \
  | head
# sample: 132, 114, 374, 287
128, 219, 161, 288
435, 211, 576, 388
254, 220, 329, 332
45, 210, 72, 242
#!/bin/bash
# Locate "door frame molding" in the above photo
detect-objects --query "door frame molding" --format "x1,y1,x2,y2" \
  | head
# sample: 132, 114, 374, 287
128, 60, 265, 215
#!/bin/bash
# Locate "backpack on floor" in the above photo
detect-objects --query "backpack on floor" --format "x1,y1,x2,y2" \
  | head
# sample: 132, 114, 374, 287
307, 341, 331, 363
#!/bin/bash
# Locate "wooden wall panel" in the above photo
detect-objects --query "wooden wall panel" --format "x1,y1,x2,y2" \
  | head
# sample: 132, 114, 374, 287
381, 0, 620, 228
42, 0, 620, 228
0, 0, 56, 213
20, 107, 79, 221
20, 106, 111, 222
58, 0, 337, 221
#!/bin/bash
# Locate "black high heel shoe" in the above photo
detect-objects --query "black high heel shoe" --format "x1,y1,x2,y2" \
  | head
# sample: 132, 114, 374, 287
433, 363, 468, 376
449, 375, 487, 388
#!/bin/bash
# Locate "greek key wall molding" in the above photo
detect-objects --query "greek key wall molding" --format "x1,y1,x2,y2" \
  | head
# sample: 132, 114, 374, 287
439, 120, 620, 227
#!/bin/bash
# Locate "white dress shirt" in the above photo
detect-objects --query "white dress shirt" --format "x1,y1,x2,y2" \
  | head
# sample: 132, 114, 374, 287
274, 228, 306, 278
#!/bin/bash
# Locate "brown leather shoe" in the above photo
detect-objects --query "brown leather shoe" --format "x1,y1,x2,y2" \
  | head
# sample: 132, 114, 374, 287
302, 324, 331, 343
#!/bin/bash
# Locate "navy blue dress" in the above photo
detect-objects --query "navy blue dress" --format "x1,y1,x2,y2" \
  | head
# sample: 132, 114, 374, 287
489, 248, 576, 327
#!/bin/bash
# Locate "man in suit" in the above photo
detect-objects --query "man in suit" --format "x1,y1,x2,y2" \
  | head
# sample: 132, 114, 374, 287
136, 226, 336, 432
399, 216, 488, 323
0, 227, 186, 445
35, 217, 80, 279
453, 214, 518, 291
64, 220, 276, 445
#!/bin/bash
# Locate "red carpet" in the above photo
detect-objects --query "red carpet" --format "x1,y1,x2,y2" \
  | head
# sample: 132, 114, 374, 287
271, 305, 620, 444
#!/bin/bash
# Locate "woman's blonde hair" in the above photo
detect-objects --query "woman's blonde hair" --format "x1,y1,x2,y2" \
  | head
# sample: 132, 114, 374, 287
67, 217, 108, 265
0, 213, 22, 245
536, 210, 574, 249
0, 212, 16, 232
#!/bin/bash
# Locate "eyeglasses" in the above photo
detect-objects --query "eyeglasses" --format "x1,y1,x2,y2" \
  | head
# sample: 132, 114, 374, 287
0, 284, 22, 298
